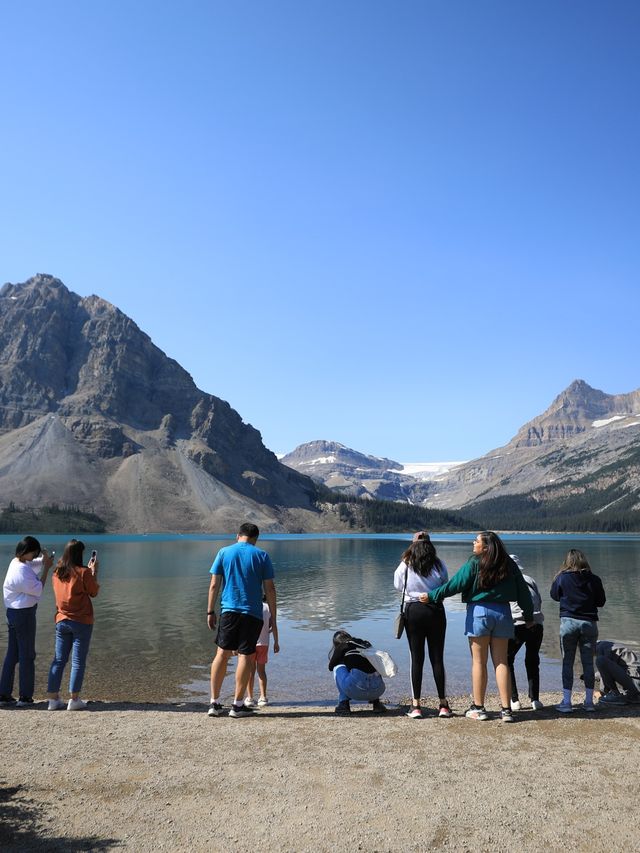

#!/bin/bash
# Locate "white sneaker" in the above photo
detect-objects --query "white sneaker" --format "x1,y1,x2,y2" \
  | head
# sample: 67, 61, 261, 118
531, 700, 544, 711
67, 698, 88, 711
244, 697, 256, 707
510, 700, 521, 711
257, 697, 268, 706
48, 699, 66, 711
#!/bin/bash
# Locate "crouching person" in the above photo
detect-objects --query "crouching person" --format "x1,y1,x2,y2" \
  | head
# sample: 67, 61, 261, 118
596, 640, 640, 706
328, 630, 386, 716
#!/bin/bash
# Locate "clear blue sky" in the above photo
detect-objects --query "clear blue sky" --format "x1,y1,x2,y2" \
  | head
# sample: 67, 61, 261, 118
1, 2, 638, 461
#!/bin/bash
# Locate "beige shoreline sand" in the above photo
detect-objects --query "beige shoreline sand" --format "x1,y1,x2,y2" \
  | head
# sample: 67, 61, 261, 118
1, 692, 638, 852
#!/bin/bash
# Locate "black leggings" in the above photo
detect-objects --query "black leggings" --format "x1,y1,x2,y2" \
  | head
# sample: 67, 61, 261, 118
507, 623, 543, 701
404, 601, 447, 701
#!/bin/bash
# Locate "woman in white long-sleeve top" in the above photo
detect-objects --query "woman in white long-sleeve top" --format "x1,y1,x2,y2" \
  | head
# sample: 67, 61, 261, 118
0, 536, 53, 705
394, 533, 451, 719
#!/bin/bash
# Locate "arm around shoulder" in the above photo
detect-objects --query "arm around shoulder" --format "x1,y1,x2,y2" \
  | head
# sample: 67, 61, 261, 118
429, 559, 476, 605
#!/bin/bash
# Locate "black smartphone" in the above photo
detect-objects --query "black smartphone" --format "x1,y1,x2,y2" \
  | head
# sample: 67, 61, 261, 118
91, 550, 97, 560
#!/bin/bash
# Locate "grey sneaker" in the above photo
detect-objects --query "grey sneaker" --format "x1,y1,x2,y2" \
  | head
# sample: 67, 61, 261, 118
531, 700, 544, 711
555, 702, 574, 714
48, 698, 66, 711
207, 702, 225, 717
465, 705, 489, 721
582, 701, 597, 712
501, 707, 515, 723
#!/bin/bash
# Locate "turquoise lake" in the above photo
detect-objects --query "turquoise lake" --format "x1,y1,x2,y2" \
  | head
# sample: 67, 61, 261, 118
1, 533, 639, 705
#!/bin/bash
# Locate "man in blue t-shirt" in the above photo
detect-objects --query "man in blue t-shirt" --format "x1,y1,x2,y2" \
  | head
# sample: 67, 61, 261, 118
206, 522, 279, 718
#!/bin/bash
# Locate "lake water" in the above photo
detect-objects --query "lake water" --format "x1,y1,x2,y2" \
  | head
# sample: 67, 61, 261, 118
1, 533, 639, 706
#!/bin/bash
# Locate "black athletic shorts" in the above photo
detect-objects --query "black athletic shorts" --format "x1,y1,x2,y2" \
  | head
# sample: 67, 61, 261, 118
216, 611, 263, 655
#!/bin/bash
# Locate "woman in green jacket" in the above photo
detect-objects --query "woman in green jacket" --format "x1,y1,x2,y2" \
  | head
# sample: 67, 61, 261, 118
426, 531, 534, 722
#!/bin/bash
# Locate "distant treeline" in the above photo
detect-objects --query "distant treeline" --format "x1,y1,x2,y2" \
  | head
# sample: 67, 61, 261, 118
316, 481, 640, 534
0, 503, 106, 534
466, 492, 640, 533
316, 486, 475, 532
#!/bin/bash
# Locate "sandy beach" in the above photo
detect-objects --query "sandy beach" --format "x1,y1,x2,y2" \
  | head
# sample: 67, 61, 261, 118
1, 691, 638, 852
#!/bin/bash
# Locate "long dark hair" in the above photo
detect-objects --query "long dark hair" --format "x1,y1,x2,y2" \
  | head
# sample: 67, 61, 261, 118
476, 531, 511, 591
401, 535, 443, 578
55, 539, 85, 582
15, 536, 41, 560
328, 629, 370, 660
554, 549, 592, 580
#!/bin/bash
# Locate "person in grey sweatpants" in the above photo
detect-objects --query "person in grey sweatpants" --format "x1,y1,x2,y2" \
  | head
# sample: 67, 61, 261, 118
595, 641, 640, 706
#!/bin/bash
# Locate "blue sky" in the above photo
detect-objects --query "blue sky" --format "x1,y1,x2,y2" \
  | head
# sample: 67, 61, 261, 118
1, 2, 638, 461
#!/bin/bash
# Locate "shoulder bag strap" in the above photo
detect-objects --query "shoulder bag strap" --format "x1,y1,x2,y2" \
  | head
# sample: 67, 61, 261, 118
400, 563, 409, 612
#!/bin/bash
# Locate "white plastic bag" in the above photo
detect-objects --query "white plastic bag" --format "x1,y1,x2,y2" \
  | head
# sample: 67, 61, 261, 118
358, 647, 397, 678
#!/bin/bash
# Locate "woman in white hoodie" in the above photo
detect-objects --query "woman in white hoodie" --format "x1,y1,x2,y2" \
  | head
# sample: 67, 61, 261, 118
394, 533, 452, 719
0, 536, 53, 705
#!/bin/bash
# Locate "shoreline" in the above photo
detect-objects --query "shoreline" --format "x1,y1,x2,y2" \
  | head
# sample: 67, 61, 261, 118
1, 692, 639, 851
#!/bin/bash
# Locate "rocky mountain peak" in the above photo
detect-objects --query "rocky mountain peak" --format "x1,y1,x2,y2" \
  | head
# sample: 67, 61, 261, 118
282, 440, 402, 472
551, 379, 609, 414
513, 379, 640, 448
0, 274, 319, 531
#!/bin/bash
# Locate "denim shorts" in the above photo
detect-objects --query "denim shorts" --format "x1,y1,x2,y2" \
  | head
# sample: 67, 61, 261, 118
465, 602, 515, 639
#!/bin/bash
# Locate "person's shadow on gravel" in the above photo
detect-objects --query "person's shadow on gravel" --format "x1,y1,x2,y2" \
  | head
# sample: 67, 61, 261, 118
0, 782, 122, 851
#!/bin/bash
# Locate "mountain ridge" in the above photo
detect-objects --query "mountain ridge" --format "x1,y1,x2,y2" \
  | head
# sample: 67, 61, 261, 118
283, 381, 640, 530
282, 440, 430, 503
0, 274, 323, 532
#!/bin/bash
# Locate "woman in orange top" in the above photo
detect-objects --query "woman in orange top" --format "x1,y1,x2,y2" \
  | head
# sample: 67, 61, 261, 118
46, 540, 99, 711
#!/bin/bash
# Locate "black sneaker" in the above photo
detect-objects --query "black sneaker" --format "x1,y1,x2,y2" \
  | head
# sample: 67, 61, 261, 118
229, 704, 255, 718
17, 697, 34, 707
334, 700, 351, 716
371, 700, 387, 714
0, 695, 17, 705
500, 707, 515, 723
207, 702, 225, 717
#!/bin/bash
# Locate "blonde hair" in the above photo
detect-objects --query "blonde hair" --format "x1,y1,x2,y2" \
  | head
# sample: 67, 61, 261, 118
554, 548, 592, 580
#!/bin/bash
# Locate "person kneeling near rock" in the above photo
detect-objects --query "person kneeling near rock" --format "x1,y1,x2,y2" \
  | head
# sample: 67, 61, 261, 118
328, 630, 386, 715
596, 640, 640, 706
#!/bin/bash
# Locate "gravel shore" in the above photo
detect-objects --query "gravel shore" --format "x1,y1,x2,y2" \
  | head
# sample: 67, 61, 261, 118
1, 691, 638, 852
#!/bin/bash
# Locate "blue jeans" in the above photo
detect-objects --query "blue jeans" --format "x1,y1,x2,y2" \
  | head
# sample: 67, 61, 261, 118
334, 665, 385, 703
47, 620, 93, 695
0, 605, 38, 699
559, 617, 598, 690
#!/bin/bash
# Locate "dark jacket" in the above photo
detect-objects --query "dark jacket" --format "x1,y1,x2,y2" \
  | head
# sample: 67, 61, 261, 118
550, 570, 606, 621
328, 638, 376, 674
